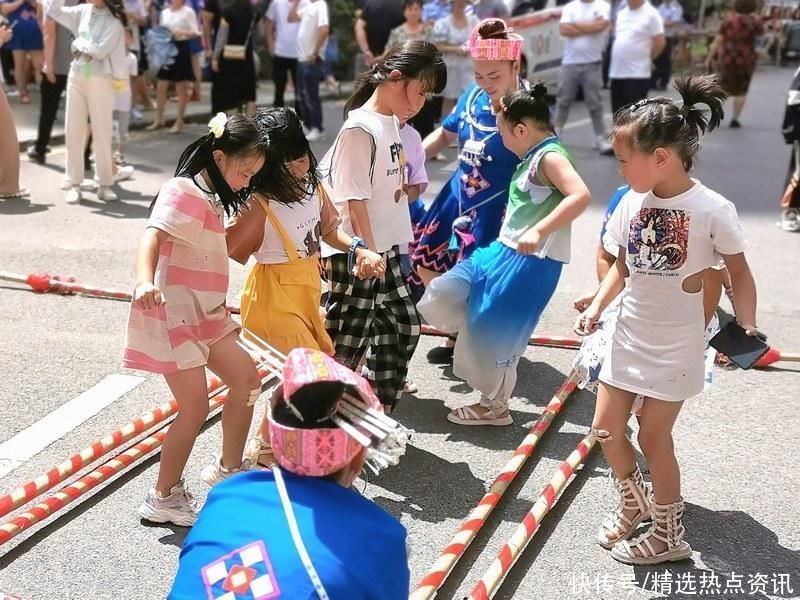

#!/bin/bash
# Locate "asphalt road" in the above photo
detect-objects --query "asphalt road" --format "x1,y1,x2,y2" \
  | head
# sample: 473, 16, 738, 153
0, 65, 798, 600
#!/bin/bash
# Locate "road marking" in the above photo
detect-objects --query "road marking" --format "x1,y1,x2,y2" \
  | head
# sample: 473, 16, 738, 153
438, 112, 614, 172
0, 373, 144, 478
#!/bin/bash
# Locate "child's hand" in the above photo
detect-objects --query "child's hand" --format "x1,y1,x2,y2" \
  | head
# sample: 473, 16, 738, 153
134, 282, 165, 311
354, 249, 385, 279
573, 291, 596, 313
574, 305, 602, 337
740, 323, 759, 337
516, 228, 542, 255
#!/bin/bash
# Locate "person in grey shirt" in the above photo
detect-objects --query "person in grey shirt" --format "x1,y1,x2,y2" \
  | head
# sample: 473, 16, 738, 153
27, 0, 76, 164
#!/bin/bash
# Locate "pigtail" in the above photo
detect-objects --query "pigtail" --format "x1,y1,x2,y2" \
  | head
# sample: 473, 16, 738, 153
674, 75, 727, 136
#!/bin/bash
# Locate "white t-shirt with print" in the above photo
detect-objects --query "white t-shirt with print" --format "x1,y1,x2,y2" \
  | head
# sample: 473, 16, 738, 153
560, 0, 611, 65
600, 182, 746, 400
320, 108, 411, 257
113, 52, 139, 112
255, 191, 330, 263
296, 0, 329, 62
266, 0, 299, 59
609, 2, 663, 79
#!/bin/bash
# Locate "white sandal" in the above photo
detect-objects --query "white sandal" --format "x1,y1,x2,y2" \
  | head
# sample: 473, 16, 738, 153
597, 464, 651, 549
611, 498, 693, 565
447, 405, 513, 426
244, 437, 275, 468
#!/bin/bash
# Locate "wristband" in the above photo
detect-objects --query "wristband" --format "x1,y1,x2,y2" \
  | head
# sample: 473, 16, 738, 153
348, 236, 368, 274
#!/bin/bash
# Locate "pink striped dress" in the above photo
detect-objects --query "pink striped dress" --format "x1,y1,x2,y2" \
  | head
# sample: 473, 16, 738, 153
123, 177, 239, 374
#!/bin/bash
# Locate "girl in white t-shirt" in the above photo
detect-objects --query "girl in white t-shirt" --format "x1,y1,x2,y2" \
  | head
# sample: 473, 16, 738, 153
575, 76, 759, 566
224, 107, 385, 466
320, 40, 446, 412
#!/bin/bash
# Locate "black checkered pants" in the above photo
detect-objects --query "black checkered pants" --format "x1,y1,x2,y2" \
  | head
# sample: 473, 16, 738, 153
324, 247, 420, 408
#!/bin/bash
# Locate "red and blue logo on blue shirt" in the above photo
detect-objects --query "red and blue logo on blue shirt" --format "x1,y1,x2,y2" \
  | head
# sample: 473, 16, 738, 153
201, 541, 281, 599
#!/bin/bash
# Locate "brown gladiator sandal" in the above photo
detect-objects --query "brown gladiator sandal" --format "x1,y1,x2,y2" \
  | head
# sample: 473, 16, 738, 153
597, 464, 651, 549
611, 498, 693, 565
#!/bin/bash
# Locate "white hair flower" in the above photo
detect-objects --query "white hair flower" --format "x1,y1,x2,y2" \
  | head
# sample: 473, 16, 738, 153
208, 112, 228, 139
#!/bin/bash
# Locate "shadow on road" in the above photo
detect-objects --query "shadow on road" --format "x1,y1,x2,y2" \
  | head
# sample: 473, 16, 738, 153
638, 503, 800, 600
0, 199, 52, 215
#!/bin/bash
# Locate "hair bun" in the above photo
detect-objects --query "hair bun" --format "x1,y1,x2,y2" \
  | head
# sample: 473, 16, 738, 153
529, 83, 549, 101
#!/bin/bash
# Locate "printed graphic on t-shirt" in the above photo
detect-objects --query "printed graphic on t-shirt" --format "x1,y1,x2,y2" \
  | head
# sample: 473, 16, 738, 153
389, 141, 407, 203
627, 208, 689, 272
303, 222, 322, 256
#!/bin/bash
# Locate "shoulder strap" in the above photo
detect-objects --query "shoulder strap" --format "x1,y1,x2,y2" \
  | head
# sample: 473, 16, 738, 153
272, 467, 330, 600
254, 194, 302, 261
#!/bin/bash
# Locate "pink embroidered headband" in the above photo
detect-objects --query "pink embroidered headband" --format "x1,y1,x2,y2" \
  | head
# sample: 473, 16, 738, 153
266, 348, 410, 477
467, 18, 523, 62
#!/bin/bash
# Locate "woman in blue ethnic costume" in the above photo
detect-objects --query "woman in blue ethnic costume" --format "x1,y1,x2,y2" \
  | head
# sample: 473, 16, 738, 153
410, 18, 524, 344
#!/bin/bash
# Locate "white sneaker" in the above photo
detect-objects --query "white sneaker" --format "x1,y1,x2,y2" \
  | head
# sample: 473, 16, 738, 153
114, 165, 134, 183
306, 128, 326, 142
779, 208, 800, 232
138, 479, 199, 527
65, 187, 82, 204
80, 178, 98, 192
594, 136, 614, 155
201, 456, 252, 487
402, 378, 419, 394
97, 187, 118, 202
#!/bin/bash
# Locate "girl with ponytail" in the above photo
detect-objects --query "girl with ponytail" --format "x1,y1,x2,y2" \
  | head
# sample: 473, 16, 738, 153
575, 75, 759, 566
418, 82, 591, 426
125, 113, 267, 527
320, 39, 445, 413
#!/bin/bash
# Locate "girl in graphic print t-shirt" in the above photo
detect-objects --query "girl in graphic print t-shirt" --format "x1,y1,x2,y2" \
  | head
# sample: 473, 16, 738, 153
319, 40, 446, 412
575, 76, 759, 566
124, 114, 267, 528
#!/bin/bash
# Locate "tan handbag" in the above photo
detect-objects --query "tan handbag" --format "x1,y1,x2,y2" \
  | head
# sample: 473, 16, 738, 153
222, 15, 256, 61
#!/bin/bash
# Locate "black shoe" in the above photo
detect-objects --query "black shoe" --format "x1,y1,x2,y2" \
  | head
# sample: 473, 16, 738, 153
27, 146, 45, 164
730, 119, 741, 129
426, 345, 454, 364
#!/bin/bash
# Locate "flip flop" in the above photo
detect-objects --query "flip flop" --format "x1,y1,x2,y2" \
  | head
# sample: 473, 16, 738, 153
0, 188, 31, 199
447, 405, 513, 426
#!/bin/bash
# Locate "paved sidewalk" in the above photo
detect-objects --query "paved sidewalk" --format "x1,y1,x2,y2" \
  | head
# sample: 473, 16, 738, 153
9, 79, 352, 151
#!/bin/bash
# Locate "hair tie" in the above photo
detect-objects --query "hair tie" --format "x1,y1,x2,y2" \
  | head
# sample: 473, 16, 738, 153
208, 112, 228, 139
630, 98, 652, 113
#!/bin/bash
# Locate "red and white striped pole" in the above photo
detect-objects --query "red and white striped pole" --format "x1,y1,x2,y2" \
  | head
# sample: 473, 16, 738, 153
0, 375, 222, 519
0, 272, 241, 313
420, 324, 581, 351
469, 433, 597, 600
0, 366, 271, 518
410, 371, 580, 600
0, 369, 278, 545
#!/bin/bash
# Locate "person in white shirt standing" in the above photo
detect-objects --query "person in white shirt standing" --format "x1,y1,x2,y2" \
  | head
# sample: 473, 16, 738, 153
608, 0, 664, 115
265, 0, 300, 111
289, 0, 329, 142
555, 0, 613, 155
652, 0, 682, 90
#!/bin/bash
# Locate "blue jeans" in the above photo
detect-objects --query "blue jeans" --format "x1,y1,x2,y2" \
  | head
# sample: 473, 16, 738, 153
297, 60, 323, 130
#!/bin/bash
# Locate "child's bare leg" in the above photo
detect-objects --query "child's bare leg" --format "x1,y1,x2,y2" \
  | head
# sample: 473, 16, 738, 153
158, 366, 210, 496
637, 397, 684, 505
207, 331, 259, 469
593, 382, 637, 477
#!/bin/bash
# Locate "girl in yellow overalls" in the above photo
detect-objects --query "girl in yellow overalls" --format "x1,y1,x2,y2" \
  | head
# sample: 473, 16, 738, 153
226, 107, 385, 465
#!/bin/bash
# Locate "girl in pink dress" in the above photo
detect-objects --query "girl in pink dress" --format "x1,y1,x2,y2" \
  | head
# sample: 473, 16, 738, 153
124, 113, 268, 527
